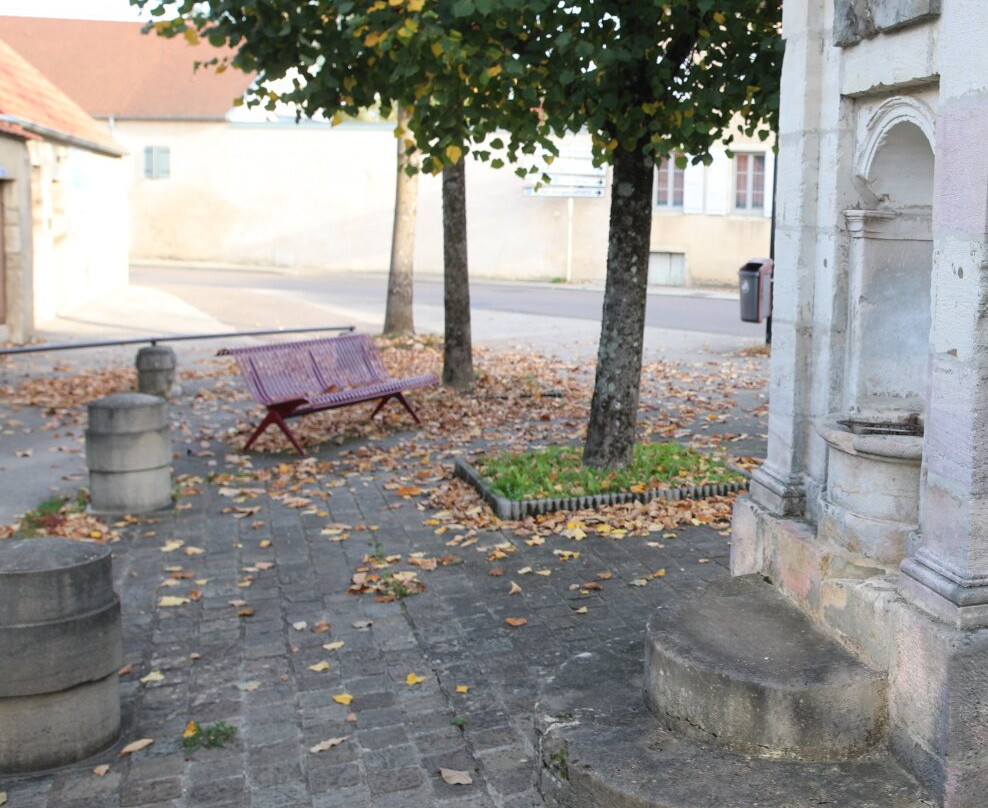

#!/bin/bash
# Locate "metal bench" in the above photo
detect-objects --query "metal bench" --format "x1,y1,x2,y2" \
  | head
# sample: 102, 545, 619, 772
220, 334, 439, 456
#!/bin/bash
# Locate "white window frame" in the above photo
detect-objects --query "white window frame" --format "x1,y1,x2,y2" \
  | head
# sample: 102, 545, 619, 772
733, 152, 766, 213
144, 146, 170, 180
654, 154, 686, 209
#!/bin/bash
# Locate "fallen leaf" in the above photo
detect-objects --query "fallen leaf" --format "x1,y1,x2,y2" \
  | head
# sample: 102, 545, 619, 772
597, 571, 613, 580
333, 693, 353, 705
308, 661, 331, 673
184, 546, 205, 556
118, 738, 154, 756
311, 620, 332, 634
139, 670, 164, 684
255, 561, 274, 570
346, 712, 358, 722
322, 641, 345, 651
652, 569, 667, 578
553, 550, 580, 561
534, 569, 552, 577
158, 596, 190, 607
488, 568, 505, 577
352, 620, 373, 630
228, 599, 248, 607
405, 672, 425, 686
92, 764, 110, 776
237, 607, 255, 617
508, 581, 522, 595
292, 621, 308, 631
258, 539, 272, 547
0, 791, 6, 806
574, 606, 589, 614
118, 663, 134, 676
182, 720, 199, 739
237, 681, 261, 692
455, 685, 470, 694
517, 566, 533, 575
161, 539, 184, 553
309, 736, 350, 753
630, 578, 649, 587
505, 617, 528, 627
439, 767, 474, 785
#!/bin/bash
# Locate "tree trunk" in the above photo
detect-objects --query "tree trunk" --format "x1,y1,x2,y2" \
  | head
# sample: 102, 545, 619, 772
441, 159, 474, 390
582, 142, 656, 469
383, 107, 420, 336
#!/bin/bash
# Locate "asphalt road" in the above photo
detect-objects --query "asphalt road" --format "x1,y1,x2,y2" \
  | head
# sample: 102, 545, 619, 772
132, 264, 765, 340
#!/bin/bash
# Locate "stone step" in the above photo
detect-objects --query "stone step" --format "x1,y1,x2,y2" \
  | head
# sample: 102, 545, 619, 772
536, 639, 930, 808
645, 575, 886, 760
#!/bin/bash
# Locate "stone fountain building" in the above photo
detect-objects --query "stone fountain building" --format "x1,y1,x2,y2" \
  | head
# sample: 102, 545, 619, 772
537, 3, 988, 807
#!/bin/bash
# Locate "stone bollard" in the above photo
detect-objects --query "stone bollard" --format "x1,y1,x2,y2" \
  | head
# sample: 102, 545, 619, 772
0, 539, 122, 772
87, 393, 172, 514
135, 344, 178, 398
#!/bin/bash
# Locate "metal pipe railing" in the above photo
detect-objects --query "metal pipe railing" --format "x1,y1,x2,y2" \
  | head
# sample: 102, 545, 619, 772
0, 325, 356, 357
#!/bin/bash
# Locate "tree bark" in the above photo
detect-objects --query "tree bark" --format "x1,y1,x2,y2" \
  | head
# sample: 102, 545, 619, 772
383, 107, 420, 336
441, 159, 474, 390
582, 142, 656, 469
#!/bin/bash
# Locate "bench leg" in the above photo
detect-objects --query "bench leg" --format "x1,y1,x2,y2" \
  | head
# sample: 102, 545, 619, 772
369, 394, 422, 425
244, 408, 308, 457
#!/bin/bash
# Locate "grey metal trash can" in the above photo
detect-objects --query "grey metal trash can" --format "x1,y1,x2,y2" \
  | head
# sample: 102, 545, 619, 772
739, 258, 774, 323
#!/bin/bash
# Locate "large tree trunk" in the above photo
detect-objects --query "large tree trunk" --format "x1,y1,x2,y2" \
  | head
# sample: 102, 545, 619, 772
383, 107, 420, 336
441, 159, 474, 390
582, 142, 656, 468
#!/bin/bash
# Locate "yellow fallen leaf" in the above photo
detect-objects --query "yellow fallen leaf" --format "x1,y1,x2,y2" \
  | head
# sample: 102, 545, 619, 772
259, 539, 272, 548
184, 546, 205, 556
0, 791, 7, 805
652, 569, 667, 578
92, 764, 110, 776
139, 670, 164, 684
509, 581, 523, 595
534, 569, 552, 577
405, 672, 425, 686
309, 736, 350, 753
118, 738, 154, 756
322, 641, 345, 651
455, 685, 470, 694
161, 539, 184, 553
182, 720, 199, 739
308, 661, 331, 673
553, 550, 580, 561
505, 617, 528, 627
574, 606, 589, 614
333, 693, 353, 705
439, 767, 474, 785
517, 566, 533, 575
158, 596, 190, 607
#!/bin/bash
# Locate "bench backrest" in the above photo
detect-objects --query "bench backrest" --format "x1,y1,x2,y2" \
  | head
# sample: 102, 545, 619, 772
224, 334, 391, 405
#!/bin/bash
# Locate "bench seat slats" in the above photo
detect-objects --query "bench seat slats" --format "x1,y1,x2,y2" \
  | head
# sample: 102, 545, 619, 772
222, 334, 438, 455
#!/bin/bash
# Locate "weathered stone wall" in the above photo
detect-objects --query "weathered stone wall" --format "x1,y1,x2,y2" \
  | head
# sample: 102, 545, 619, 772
834, 0, 940, 47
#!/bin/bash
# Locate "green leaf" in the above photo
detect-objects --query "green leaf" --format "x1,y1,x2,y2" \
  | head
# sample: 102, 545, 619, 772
451, 0, 475, 17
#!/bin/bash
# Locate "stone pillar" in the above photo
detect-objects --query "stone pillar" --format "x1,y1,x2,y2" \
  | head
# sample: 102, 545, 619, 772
87, 392, 172, 514
0, 539, 122, 772
135, 344, 177, 398
747, 0, 826, 517
891, 4, 988, 805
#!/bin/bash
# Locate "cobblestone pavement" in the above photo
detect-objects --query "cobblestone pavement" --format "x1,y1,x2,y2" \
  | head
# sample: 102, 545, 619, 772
0, 345, 768, 808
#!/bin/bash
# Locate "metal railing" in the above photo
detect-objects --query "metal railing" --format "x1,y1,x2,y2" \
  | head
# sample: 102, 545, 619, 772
0, 325, 356, 356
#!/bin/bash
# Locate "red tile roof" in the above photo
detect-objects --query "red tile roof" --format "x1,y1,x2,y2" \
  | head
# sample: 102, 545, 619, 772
0, 17, 254, 120
0, 37, 120, 154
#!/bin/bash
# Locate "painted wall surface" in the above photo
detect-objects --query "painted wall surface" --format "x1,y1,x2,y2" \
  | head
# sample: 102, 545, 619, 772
113, 119, 772, 286
0, 135, 34, 343
28, 141, 129, 327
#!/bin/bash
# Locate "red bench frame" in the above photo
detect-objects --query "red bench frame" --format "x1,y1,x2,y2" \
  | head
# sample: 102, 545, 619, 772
220, 334, 438, 456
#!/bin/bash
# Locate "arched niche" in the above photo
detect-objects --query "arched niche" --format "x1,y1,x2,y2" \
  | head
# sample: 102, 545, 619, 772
844, 99, 935, 415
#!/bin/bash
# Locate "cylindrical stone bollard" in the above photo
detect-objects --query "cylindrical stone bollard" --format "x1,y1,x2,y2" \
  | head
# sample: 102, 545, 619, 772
87, 392, 172, 514
135, 344, 177, 398
0, 539, 122, 772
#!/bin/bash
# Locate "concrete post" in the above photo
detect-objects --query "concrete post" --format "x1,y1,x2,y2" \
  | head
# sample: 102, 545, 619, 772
0, 539, 122, 772
86, 392, 172, 514
135, 344, 177, 398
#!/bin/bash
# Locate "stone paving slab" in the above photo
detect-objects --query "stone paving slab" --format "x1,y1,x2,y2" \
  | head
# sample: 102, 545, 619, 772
0, 346, 767, 808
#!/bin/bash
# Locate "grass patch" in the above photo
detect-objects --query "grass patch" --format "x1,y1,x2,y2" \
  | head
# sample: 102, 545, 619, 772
181, 720, 237, 751
18, 492, 88, 537
474, 443, 744, 501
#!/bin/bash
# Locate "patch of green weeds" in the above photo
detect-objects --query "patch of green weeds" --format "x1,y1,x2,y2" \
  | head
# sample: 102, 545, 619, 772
450, 716, 467, 729
549, 748, 569, 780
475, 442, 744, 501
18, 492, 88, 537
181, 720, 237, 751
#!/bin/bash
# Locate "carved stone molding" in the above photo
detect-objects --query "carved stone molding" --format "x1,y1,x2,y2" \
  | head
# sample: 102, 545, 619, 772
834, 0, 941, 48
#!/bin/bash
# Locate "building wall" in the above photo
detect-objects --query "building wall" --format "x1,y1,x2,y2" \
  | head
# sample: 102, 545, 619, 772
0, 135, 34, 343
115, 119, 772, 287
28, 140, 129, 328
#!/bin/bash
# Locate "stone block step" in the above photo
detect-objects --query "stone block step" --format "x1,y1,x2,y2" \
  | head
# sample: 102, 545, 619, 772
536, 639, 929, 808
645, 575, 886, 760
